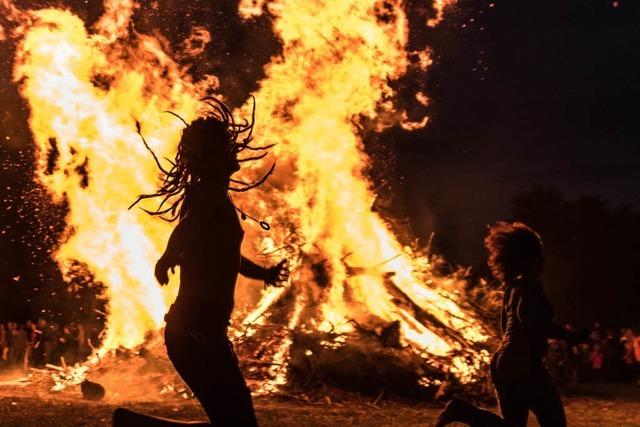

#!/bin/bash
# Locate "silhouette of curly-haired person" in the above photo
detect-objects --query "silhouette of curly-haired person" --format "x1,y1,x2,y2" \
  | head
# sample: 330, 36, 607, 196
435, 222, 569, 427
114, 98, 288, 427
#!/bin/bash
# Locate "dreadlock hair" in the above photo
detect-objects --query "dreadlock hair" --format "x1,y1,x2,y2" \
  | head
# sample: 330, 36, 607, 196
484, 221, 543, 282
129, 96, 275, 222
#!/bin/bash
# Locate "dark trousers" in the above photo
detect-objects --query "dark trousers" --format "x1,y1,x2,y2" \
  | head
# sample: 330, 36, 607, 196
447, 352, 566, 427
164, 320, 258, 427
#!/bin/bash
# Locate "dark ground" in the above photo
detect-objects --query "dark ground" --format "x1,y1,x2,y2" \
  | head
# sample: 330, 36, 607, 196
1, 384, 640, 426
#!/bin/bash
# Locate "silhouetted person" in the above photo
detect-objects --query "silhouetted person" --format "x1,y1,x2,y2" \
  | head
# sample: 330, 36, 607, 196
0, 324, 7, 364
114, 98, 287, 427
589, 342, 604, 382
6, 322, 17, 365
76, 324, 89, 361
633, 329, 640, 385
12, 323, 28, 369
60, 325, 78, 366
40, 320, 57, 366
435, 222, 568, 427
603, 329, 623, 381
622, 329, 637, 383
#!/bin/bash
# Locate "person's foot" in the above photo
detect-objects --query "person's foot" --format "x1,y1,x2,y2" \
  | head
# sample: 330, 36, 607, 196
433, 398, 467, 427
113, 408, 135, 427
113, 407, 210, 426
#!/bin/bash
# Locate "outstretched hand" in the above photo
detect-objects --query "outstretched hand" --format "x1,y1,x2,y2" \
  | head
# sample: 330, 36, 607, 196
264, 260, 289, 288
155, 254, 177, 286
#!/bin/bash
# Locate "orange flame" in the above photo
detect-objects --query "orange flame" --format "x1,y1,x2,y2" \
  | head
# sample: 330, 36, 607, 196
428, 0, 457, 27
9, 1, 204, 349
4, 0, 488, 388
233, 1, 487, 384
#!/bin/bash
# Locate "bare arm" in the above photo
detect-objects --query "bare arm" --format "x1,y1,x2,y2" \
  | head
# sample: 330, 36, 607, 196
155, 186, 218, 285
516, 288, 568, 339
240, 256, 289, 287
161, 211, 200, 262
240, 256, 268, 280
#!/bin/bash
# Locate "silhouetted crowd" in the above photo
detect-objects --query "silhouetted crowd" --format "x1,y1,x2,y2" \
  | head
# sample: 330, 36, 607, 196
0, 319, 98, 370
2, 317, 639, 388
546, 324, 640, 385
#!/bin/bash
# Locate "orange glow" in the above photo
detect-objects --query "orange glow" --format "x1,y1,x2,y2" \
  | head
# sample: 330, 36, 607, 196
4, 0, 488, 391
428, 0, 456, 27
10, 2, 202, 350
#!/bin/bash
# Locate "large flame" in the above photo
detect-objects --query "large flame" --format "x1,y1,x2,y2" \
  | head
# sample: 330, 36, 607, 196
7, 0, 204, 348
3, 0, 488, 389
233, 0, 486, 384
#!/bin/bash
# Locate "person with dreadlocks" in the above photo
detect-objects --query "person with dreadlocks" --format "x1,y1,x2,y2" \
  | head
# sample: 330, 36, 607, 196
434, 222, 570, 427
114, 98, 288, 427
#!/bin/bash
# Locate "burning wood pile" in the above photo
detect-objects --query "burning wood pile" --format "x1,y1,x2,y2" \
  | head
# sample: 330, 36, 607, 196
0, 0, 498, 400
231, 256, 496, 397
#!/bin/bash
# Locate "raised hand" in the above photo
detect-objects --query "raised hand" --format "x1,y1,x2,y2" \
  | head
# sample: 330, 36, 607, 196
264, 260, 289, 288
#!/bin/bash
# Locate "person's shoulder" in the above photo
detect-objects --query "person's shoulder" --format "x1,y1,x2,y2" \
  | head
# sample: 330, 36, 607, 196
511, 276, 544, 296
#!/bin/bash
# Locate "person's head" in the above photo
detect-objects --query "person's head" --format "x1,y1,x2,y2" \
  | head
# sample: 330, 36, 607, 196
176, 117, 240, 183
131, 97, 273, 222
484, 221, 544, 282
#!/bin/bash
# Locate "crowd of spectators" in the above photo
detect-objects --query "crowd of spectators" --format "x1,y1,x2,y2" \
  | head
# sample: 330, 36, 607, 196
547, 324, 640, 385
1, 317, 639, 387
0, 319, 97, 370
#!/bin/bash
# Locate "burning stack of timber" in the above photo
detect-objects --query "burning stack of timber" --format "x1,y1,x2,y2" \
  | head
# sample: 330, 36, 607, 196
0, 0, 499, 399
233, 258, 498, 398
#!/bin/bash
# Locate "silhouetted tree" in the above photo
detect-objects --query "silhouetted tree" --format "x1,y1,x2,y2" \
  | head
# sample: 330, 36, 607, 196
510, 187, 640, 327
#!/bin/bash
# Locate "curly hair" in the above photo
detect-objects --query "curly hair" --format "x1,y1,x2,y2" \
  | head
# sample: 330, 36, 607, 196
130, 97, 274, 222
484, 221, 543, 282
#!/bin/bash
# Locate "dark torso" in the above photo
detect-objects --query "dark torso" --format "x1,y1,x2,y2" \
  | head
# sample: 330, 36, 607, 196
500, 277, 555, 361
174, 184, 244, 324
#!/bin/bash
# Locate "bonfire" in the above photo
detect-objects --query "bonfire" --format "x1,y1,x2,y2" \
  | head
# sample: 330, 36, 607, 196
0, 0, 496, 400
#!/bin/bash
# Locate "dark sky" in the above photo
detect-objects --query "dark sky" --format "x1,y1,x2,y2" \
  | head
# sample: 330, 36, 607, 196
395, 0, 640, 267
1, 0, 639, 319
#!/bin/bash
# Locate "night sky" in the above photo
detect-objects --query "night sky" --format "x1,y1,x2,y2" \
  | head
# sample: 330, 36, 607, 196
397, 0, 640, 267
1, 0, 639, 322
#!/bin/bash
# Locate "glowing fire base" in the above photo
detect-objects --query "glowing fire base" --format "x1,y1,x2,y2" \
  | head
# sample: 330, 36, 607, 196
1, 0, 494, 399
